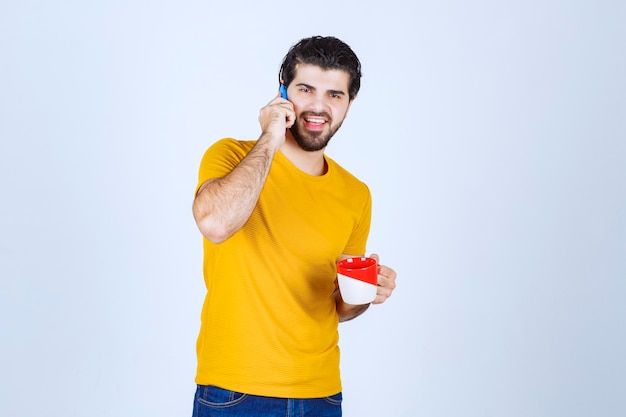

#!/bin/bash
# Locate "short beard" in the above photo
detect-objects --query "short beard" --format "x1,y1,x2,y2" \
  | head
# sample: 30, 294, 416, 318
290, 112, 343, 152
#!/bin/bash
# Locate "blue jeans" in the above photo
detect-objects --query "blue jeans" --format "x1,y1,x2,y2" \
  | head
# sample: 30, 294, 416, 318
192, 385, 343, 417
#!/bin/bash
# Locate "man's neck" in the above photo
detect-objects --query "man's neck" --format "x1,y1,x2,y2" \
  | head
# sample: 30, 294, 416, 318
279, 136, 327, 176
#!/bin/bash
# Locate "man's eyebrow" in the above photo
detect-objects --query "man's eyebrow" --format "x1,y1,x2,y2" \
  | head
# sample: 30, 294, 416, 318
295, 83, 347, 96
295, 83, 315, 90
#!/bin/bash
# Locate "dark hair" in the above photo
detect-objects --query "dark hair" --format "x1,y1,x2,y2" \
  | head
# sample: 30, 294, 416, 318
279, 36, 362, 100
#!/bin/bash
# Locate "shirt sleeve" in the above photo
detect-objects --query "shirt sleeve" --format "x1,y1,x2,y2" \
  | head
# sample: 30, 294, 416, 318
195, 138, 251, 195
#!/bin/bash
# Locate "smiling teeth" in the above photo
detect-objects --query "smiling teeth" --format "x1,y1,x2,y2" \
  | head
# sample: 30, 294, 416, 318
306, 118, 325, 124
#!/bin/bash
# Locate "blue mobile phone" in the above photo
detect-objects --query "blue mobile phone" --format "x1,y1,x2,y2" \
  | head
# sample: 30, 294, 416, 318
279, 84, 288, 99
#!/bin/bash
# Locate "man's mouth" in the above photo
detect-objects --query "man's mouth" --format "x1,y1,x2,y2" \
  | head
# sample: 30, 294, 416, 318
305, 117, 326, 124
302, 114, 329, 130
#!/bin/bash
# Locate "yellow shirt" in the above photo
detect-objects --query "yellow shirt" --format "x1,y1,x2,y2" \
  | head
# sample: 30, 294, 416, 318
195, 138, 371, 398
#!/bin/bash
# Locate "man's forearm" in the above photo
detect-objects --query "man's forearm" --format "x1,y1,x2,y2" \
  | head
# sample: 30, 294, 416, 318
335, 290, 370, 322
192, 136, 279, 243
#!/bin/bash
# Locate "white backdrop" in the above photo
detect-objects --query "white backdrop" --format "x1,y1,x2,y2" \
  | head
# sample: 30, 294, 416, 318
1, 1, 624, 416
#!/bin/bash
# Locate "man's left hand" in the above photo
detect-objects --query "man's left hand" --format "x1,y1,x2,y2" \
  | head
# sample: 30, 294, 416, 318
369, 253, 397, 304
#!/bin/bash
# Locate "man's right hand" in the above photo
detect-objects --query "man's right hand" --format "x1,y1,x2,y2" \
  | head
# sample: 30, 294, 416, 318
257, 94, 296, 150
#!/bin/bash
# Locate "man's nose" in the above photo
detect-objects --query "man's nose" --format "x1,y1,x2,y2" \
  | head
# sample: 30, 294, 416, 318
308, 92, 329, 112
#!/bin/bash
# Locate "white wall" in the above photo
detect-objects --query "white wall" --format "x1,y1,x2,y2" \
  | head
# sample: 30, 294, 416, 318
1, 1, 624, 416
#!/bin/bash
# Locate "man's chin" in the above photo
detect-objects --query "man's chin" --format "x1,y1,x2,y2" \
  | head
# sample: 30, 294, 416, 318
290, 129, 330, 152
297, 141, 328, 152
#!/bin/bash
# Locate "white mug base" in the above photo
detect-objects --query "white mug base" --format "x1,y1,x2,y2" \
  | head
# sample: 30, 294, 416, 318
338, 273, 377, 305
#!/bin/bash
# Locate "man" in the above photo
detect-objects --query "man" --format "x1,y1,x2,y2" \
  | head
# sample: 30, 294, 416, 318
191, 36, 397, 417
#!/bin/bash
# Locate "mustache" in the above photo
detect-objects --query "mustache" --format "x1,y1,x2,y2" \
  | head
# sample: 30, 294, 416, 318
299, 111, 332, 121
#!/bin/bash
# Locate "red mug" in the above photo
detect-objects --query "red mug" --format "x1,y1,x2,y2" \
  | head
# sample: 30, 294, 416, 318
337, 257, 378, 304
